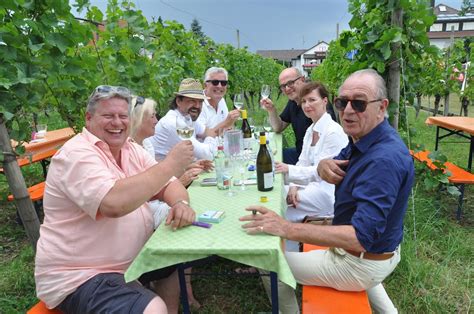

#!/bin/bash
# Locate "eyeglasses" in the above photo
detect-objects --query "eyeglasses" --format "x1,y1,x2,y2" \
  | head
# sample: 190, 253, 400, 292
279, 77, 301, 91
206, 80, 228, 86
134, 96, 145, 108
334, 98, 383, 113
94, 85, 130, 96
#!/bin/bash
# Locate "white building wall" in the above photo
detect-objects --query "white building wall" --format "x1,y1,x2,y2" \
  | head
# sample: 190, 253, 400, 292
430, 38, 451, 49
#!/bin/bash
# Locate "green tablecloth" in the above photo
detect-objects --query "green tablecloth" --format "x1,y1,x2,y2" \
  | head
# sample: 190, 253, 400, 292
125, 134, 296, 289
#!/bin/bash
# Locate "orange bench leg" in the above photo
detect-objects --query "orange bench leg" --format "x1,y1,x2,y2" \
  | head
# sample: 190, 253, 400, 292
301, 244, 372, 314
27, 301, 62, 314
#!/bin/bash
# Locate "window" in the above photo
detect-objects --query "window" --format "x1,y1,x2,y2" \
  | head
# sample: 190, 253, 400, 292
430, 23, 443, 31
446, 23, 459, 31
463, 22, 474, 30
439, 5, 446, 12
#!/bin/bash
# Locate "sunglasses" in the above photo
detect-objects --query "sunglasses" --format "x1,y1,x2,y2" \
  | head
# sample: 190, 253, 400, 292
134, 96, 145, 108
206, 80, 228, 86
279, 76, 301, 91
95, 85, 130, 95
334, 98, 383, 113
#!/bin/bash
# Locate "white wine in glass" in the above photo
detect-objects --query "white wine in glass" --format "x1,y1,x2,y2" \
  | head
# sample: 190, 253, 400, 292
233, 93, 244, 110
261, 85, 271, 100
176, 115, 194, 140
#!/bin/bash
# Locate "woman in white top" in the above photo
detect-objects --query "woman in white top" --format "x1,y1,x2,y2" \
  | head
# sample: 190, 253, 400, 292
130, 96, 207, 308
130, 96, 209, 228
275, 82, 348, 251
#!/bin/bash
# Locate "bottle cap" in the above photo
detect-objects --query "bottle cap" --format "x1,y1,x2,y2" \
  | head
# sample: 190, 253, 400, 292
241, 109, 247, 119
217, 145, 224, 150
259, 132, 267, 145
260, 196, 268, 203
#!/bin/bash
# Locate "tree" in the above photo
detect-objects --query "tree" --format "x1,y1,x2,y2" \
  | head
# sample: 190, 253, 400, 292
190, 18, 207, 46
313, 0, 435, 130
459, 0, 471, 16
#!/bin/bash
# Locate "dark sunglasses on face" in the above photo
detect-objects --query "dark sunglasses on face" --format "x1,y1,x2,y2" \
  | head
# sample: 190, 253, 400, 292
279, 76, 301, 91
206, 80, 228, 86
334, 98, 383, 113
134, 96, 145, 108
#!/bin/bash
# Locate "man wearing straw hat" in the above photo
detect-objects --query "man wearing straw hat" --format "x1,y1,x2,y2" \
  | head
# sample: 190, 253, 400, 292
150, 78, 235, 160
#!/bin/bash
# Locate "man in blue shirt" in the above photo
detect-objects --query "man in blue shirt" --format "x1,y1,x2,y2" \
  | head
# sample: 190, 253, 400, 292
242, 69, 414, 313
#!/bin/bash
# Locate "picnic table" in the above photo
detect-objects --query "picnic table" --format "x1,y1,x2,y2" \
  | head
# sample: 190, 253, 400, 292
125, 134, 296, 314
425, 116, 474, 171
4, 127, 75, 177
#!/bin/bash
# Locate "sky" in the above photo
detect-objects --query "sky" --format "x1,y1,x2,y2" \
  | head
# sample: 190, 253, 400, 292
73, 0, 464, 52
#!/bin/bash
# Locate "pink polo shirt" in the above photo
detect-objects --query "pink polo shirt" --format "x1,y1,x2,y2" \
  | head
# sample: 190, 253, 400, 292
35, 128, 161, 308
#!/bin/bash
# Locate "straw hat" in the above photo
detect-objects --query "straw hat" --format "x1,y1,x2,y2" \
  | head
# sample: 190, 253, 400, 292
174, 78, 210, 100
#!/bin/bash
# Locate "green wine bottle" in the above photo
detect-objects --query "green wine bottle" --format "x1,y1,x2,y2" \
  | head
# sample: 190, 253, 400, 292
256, 132, 273, 191
241, 109, 252, 150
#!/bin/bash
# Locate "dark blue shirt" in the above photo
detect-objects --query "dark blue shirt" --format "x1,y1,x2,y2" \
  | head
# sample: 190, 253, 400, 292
280, 100, 312, 156
333, 119, 414, 253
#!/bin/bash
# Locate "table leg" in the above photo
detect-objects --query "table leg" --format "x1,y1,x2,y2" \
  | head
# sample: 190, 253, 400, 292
468, 135, 473, 171
270, 271, 279, 314
435, 126, 440, 151
177, 264, 190, 314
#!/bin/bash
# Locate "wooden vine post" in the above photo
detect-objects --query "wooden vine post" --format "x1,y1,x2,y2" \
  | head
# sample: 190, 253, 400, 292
0, 116, 40, 250
388, 6, 403, 130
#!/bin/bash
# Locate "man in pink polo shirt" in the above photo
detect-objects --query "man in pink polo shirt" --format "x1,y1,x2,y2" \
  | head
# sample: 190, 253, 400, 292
35, 85, 196, 313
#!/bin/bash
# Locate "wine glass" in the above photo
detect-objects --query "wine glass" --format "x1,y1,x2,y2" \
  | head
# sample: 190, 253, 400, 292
263, 116, 273, 133
176, 115, 194, 140
224, 157, 237, 196
261, 85, 271, 100
233, 93, 244, 111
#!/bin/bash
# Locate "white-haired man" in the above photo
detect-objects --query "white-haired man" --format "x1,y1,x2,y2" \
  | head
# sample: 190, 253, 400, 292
243, 69, 414, 313
198, 67, 239, 129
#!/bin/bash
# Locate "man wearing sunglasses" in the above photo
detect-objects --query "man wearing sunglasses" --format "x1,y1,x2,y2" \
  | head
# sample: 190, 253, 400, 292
260, 67, 312, 165
198, 67, 240, 129
35, 85, 196, 314
151, 78, 235, 161
242, 69, 414, 313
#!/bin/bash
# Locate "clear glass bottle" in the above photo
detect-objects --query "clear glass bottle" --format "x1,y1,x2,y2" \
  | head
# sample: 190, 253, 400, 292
215, 145, 229, 190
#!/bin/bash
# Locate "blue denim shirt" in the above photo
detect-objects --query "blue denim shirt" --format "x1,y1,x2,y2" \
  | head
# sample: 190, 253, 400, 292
333, 119, 414, 253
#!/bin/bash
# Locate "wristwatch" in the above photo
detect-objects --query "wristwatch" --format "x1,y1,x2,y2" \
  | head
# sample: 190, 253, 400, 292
172, 200, 189, 207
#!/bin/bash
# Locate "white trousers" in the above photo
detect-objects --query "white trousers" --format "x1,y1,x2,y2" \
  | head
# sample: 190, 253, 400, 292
283, 184, 334, 252
262, 247, 401, 314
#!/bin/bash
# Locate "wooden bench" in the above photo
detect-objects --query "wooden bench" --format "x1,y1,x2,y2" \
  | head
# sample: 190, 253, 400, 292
27, 300, 62, 314
301, 244, 371, 314
7, 181, 45, 202
410, 150, 474, 219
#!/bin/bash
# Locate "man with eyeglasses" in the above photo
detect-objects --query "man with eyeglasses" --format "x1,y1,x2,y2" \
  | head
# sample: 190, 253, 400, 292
242, 69, 414, 313
198, 67, 240, 129
260, 67, 312, 165
35, 85, 196, 313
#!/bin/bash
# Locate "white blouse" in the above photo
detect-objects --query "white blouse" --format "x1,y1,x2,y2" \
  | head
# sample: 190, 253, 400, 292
287, 112, 348, 186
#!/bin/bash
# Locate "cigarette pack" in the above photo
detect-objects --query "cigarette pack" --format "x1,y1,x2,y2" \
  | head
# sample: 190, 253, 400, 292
198, 210, 225, 223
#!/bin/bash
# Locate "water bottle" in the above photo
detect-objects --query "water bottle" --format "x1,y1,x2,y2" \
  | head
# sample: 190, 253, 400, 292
215, 146, 229, 190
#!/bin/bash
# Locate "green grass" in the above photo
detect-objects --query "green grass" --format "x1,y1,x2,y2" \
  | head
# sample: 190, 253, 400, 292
0, 100, 472, 313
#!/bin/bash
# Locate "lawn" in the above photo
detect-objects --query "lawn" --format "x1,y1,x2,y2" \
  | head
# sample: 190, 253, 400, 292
0, 97, 472, 313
